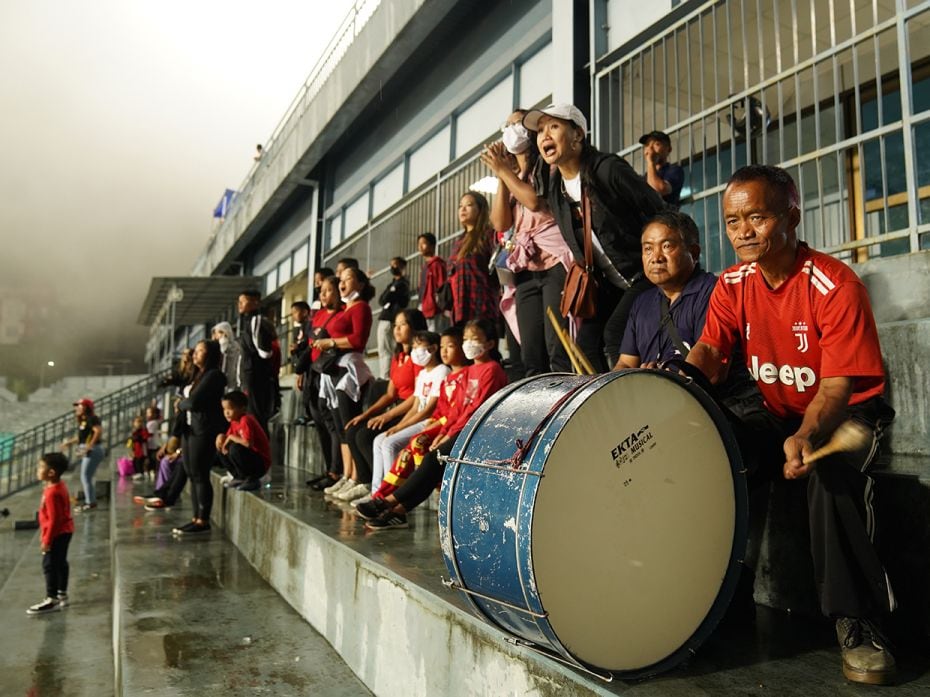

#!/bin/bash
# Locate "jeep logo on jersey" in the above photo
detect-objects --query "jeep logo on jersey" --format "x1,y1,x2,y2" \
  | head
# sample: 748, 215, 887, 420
749, 355, 817, 392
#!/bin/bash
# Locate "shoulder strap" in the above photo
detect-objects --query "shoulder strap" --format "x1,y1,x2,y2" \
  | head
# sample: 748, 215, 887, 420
658, 294, 691, 358
581, 192, 594, 271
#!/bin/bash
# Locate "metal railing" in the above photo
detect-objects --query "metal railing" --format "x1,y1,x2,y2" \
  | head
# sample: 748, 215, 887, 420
193, 0, 382, 277
593, 0, 930, 269
0, 372, 171, 500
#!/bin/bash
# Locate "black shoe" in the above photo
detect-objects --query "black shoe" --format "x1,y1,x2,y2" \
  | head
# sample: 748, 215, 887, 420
26, 597, 60, 615
305, 474, 329, 487
183, 522, 211, 534
836, 617, 896, 685
365, 510, 408, 532
236, 479, 260, 492
172, 521, 197, 535
355, 497, 389, 521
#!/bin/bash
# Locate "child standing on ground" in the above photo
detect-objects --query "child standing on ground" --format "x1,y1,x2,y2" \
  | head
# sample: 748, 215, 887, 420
215, 390, 271, 492
128, 416, 151, 482
28, 452, 74, 615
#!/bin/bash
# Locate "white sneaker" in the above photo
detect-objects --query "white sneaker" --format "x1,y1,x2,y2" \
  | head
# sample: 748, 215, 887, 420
336, 482, 370, 502
323, 477, 350, 495
57, 592, 69, 607
219, 472, 234, 485
131, 473, 144, 482
350, 493, 373, 508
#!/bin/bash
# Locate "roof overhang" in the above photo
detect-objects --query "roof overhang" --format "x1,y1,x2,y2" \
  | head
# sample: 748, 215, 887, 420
137, 276, 261, 327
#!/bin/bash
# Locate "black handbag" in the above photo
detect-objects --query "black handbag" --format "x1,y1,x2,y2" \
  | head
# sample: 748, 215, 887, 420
309, 313, 342, 375
434, 281, 453, 313
310, 348, 341, 375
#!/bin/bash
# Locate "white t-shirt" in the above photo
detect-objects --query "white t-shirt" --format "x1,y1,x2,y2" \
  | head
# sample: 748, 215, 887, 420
415, 363, 450, 411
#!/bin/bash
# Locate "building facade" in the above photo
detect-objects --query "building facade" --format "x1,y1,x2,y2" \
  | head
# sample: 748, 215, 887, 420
148, 0, 929, 366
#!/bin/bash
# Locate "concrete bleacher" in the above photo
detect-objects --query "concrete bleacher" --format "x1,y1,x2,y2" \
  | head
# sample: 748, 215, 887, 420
2, 418, 927, 694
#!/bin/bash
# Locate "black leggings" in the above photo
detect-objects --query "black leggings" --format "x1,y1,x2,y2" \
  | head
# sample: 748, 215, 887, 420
305, 374, 339, 473
393, 440, 455, 511
43, 532, 72, 597
182, 434, 219, 520
513, 266, 571, 375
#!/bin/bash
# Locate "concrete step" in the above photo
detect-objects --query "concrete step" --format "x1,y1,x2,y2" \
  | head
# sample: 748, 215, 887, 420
214, 464, 930, 696
110, 475, 371, 696
0, 473, 114, 696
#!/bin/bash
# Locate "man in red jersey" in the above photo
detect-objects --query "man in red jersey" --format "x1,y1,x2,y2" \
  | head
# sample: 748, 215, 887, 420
688, 165, 897, 686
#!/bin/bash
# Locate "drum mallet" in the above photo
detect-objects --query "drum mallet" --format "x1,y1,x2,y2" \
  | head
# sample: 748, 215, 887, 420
546, 308, 595, 375
802, 420, 873, 465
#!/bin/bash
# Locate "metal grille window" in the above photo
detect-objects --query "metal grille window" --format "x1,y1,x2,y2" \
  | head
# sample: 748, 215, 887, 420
595, 0, 930, 269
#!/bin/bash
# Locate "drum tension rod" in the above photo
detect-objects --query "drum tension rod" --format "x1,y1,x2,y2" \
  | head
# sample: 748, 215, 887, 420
505, 637, 615, 683
439, 456, 545, 476
440, 577, 548, 618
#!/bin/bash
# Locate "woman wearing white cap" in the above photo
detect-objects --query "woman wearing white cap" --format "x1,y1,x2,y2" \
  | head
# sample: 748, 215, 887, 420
523, 104, 666, 371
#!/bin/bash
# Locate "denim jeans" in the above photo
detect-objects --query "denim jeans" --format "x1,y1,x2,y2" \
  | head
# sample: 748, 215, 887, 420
80, 444, 105, 505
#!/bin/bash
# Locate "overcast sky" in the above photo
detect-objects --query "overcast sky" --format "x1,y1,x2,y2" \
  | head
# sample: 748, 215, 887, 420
0, 0, 354, 375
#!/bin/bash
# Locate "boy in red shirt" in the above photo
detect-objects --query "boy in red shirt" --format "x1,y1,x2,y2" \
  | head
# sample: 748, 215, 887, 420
28, 452, 74, 615
215, 390, 271, 492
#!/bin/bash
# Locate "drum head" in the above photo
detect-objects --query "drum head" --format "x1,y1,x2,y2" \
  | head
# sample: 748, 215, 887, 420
531, 372, 738, 672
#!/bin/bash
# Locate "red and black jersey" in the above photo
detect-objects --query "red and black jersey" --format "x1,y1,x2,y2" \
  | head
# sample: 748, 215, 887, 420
699, 243, 885, 418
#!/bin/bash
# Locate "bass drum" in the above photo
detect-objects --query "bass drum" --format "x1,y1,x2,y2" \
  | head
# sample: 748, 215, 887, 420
438, 370, 747, 678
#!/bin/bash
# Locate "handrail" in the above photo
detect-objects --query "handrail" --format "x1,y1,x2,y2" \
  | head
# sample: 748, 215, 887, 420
0, 371, 173, 500
196, 0, 381, 276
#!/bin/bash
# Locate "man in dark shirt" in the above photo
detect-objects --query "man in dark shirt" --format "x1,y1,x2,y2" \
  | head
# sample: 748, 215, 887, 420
617, 211, 758, 409
236, 289, 278, 430
376, 257, 410, 378
640, 131, 685, 208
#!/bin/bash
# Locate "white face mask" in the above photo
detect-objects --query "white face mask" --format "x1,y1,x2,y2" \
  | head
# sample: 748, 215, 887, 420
410, 346, 432, 367
340, 290, 359, 303
462, 339, 488, 361
217, 336, 229, 352
501, 123, 531, 154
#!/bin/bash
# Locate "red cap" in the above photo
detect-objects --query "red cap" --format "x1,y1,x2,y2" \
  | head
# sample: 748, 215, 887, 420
73, 398, 95, 410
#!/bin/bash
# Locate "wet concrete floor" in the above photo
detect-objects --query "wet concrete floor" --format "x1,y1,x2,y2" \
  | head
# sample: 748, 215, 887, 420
0, 474, 114, 696
111, 475, 372, 696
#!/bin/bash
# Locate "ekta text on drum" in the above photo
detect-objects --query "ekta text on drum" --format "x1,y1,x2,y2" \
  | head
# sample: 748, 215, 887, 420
438, 370, 748, 680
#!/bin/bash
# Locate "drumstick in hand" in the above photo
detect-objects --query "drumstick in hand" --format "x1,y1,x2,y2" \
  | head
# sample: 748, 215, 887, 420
802, 420, 873, 465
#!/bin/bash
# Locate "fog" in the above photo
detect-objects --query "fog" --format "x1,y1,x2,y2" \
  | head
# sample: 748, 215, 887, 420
0, 0, 352, 390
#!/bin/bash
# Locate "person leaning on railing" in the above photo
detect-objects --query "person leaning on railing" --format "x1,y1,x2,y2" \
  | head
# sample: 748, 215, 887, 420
60, 398, 104, 512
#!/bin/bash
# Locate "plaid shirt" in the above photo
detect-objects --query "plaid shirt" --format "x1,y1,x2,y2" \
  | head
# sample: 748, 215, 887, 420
449, 229, 500, 325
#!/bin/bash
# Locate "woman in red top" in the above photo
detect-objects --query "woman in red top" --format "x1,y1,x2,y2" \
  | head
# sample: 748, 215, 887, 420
297, 275, 344, 486
337, 307, 428, 502
312, 267, 375, 496
449, 191, 500, 326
